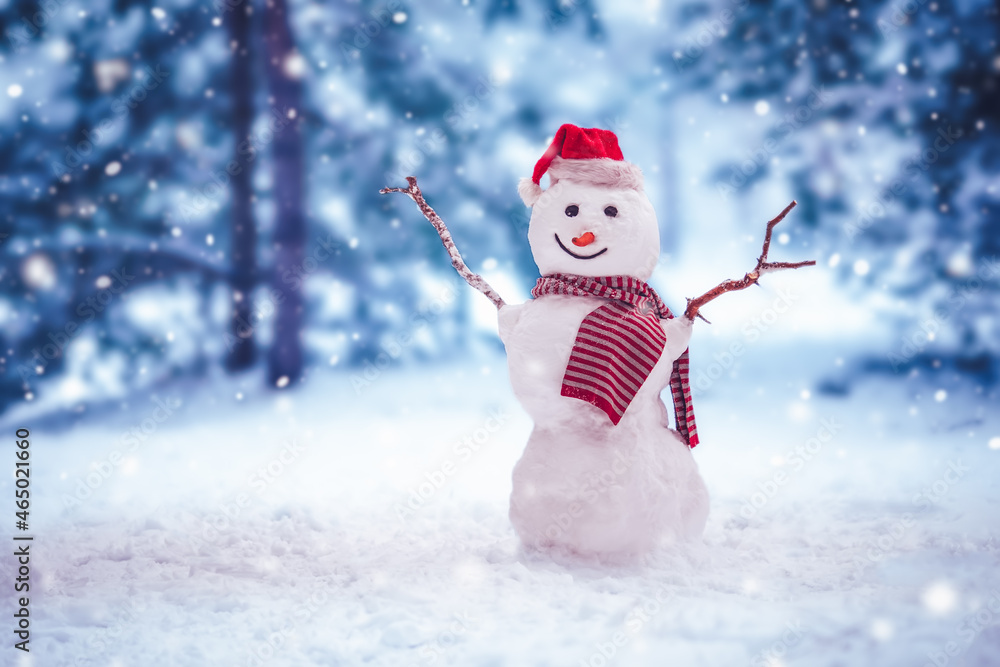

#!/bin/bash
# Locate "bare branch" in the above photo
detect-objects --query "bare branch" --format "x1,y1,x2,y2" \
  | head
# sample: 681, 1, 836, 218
380, 177, 506, 309
684, 200, 816, 320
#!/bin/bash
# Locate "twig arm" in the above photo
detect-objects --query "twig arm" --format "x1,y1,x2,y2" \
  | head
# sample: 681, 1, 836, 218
380, 177, 506, 309
684, 200, 816, 321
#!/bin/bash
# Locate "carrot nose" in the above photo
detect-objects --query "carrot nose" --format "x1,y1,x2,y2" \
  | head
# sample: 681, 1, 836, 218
572, 232, 595, 247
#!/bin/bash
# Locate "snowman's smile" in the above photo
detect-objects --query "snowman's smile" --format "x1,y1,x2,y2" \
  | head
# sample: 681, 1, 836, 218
554, 234, 608, 260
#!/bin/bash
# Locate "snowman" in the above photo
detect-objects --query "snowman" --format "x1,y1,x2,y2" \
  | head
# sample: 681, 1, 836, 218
381, 123, 812, 558
499, 124, 707, 556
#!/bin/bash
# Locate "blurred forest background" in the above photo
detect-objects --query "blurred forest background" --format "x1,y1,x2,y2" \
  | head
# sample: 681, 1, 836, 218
0, 0, 996, 415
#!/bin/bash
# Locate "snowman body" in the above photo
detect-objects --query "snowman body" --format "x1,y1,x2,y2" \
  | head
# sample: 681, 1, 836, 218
500, 172, 708, 557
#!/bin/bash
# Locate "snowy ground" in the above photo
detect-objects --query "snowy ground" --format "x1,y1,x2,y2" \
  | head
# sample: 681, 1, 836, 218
3, 346, 1000, 667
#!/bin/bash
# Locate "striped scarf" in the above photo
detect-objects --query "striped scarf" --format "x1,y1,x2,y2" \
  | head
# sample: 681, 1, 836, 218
531, 274, 699, 448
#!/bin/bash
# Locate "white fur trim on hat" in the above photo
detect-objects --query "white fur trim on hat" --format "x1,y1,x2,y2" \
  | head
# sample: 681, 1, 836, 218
518, 177, 544, 207
547, 156, 644, 191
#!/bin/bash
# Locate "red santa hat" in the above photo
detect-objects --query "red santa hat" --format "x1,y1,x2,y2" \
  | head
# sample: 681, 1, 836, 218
518, 123, 645, 206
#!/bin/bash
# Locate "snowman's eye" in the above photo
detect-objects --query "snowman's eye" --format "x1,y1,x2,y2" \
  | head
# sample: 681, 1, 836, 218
565, 205, 579, 217
604, 206, 618, 218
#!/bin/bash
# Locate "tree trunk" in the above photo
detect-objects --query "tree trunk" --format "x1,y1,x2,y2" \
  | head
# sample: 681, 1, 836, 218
224, 2, 258, 371
262, 0, 306, 387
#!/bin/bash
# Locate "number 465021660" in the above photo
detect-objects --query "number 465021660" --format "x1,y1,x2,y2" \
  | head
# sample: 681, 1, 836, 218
15, 428, 30, 531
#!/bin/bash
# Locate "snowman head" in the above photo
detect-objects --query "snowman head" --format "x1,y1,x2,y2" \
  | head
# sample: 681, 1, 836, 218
519, 125, 660, 281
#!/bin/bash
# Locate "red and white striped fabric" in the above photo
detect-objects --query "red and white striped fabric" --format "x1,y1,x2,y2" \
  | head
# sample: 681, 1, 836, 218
531, 274, 699, 448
